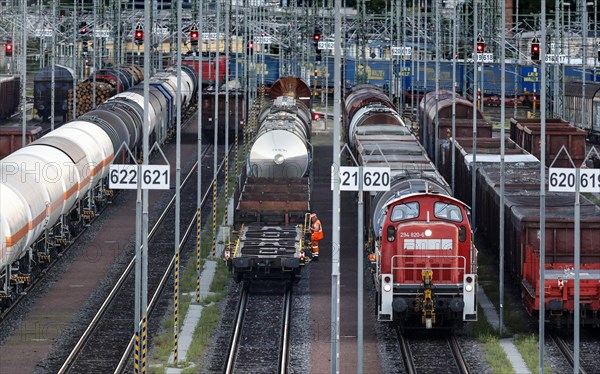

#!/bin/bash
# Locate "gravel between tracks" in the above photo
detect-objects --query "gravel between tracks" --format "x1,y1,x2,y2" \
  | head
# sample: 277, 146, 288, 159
197, 266, 312, 373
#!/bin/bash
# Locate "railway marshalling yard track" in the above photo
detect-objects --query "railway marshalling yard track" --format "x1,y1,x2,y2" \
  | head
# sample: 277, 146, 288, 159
225, 283, 293, 374
397, 327, 470, 374
57, 143, 220, 373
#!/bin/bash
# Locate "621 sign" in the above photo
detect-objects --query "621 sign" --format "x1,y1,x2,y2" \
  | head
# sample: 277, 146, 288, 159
549, 168, 600, 193
109, 164, 170, 190
332, 166, 391, 191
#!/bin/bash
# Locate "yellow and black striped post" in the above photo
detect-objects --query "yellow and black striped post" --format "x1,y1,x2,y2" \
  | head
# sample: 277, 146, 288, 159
212, 177, 217, 258
196, 208, 202, 303
134, 331, 140, 373
141, 314, 148, 373
173, 246, 180, 366
224, 152, 229, 225
234, 132, 239, 179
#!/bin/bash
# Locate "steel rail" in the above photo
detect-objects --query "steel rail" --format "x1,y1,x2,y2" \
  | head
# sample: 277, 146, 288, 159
224, 289, 249, 374
59, 144, 211, 374
278, 288, 293, 374
551, 332, 588, 374
447, 333, 470, 374
396, 328, 417, 374
113, 143, 235, 373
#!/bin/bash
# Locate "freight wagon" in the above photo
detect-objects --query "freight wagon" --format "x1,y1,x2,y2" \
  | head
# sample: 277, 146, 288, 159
228, 77, 313, 283
33, 65, 76, 122
0, 75, 20, 120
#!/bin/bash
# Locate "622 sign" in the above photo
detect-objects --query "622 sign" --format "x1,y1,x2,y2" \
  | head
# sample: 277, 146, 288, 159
332, 166, 391, 191
549, 168, 600, 193
109, 164, 170, 190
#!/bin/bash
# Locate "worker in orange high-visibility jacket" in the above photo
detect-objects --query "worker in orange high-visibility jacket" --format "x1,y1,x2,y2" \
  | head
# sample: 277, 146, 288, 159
310, 213, 323, 261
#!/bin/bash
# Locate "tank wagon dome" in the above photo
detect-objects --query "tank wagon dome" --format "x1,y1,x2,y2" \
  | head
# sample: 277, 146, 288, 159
269, 76, 312, 109
249, 96, 311, 178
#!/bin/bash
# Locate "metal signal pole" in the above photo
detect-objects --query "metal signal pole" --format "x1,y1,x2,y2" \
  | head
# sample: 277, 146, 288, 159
539, 0, 547, 371
331, 0, 342, 371
173, 0, 183, 365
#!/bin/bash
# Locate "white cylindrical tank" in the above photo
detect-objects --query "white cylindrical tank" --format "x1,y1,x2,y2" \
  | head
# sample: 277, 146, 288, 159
248, 97, 311, 178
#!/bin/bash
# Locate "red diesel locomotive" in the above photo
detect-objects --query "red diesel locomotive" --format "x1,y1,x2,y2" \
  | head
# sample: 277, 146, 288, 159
346, 85, 478, 328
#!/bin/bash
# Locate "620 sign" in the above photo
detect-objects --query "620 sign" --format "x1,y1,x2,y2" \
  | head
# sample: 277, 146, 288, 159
109, 164, 170, 190
549, 168, 600, 193
332, 166, 391, 191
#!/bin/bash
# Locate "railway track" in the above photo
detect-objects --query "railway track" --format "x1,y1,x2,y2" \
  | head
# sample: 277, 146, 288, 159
56, 142, 228, 373
550, 331, 594, 374
225, 284, 293, 374
397, 328, 469, 374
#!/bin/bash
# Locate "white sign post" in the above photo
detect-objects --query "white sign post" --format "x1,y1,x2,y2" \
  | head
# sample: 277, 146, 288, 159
109, 164, 170, 190
391, 46, 411, 57
333, 166, 391, 191
318, 41, 335, 50
549, 168, 600, 193
475, 53, 494, 63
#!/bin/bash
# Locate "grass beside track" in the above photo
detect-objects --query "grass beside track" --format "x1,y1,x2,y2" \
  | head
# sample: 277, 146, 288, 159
148, 155, 243, 372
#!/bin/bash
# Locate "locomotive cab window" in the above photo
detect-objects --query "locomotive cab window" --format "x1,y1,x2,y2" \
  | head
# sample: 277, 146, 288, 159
434, 202, 463, 222
390, 202, 419, 221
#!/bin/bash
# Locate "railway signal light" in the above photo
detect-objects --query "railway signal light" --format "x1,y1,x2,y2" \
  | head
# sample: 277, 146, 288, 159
313, 30, 321, 47
476, 34, 485, 53
530, 37, 541, 62
247, 40, 254, 55
190, 25, 199, 47
82, 41, 88, 54
316, 49, 322, 62
134, 25, 144, 45
5, 41, 12, 57
531, 42, 540, 61
80, 22, 88, 36
476, 42, 485, 53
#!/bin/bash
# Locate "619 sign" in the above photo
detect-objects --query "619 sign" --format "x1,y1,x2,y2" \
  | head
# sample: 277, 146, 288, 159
109, 164, 170, 190
549, 168, 600, 193
332, 166, 391, 191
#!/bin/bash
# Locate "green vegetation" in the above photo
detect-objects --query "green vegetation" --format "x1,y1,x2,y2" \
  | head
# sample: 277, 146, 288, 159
476, 238, 530, 335
514, 334, 552, 374
479, 334, 516, 374
149, 164, 236, 371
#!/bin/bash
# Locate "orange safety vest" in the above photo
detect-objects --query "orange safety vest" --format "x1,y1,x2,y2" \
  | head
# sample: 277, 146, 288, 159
311, 219, 324, 241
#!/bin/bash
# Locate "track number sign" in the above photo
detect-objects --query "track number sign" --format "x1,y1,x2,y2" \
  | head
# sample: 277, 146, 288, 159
332, 166, 391, 191
549, 168, 600, 193
109, 165, 170, 190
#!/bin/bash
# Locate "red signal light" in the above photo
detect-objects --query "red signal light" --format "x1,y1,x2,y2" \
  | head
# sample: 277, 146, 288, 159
191, 30, 198, 39
5, 42, 13, 57
531, 43, 540, 61
134, 26, 144, 45
476, 42, 485, 53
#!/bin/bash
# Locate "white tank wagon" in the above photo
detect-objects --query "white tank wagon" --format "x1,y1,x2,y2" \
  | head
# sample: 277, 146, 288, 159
248, 95, 312, 179
0, 66, 198, 308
